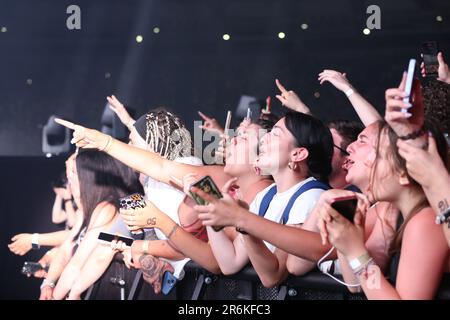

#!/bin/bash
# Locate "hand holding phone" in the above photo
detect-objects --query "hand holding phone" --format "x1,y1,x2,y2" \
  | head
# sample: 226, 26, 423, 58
21, 262, 48, 277
421, 41, 439, 78
189, 175, 225, 231
98, 232, 134, 247
330, 195, 357, 223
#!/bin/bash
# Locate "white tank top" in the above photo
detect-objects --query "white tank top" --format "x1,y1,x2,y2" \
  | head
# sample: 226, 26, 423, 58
143, 156, 203, 279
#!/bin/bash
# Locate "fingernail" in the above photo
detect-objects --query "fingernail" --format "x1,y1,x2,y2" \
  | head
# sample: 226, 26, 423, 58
404, 102, 412, 108
404, 112, 412, 118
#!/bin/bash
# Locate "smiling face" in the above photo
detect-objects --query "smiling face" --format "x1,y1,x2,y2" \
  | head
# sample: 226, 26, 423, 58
254, 117, 296, 175
224, 123, 263, 176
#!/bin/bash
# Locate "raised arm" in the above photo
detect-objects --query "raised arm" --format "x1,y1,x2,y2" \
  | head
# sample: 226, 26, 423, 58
319, 70, 382, 126
54, 118, 231, 188
9, 230, 71, 256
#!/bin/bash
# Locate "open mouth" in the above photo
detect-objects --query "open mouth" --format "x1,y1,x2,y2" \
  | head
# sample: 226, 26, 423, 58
342, 158, 354, 171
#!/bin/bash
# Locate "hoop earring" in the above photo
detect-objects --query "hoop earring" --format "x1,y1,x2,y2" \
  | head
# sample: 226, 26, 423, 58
288, 162, 298, 171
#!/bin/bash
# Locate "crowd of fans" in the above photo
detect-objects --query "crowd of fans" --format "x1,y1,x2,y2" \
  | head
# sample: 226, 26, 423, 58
8, 51, 450, 300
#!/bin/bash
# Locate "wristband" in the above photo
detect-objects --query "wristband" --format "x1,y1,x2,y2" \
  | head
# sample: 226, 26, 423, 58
31, 233, 40, 250
397, 127, 426, 141
142, 240, 149, 255
345, 88, 355, 97
167, 224, 178, 240
349, 251, 371, 271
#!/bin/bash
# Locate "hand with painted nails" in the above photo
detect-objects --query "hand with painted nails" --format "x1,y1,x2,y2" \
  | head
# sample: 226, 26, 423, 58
275, 79, 311, 114
54, 118, 110, 150
198, 111, 224, 135
385, 72, 424, 139
420, 52, 450, 84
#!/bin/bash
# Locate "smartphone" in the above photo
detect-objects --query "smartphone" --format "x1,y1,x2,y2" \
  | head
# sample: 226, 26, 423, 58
422, 41, 439, 78
21, 262, 48, 276
403, 59, 416, 107
189, 175, 224, 231
162, 271, 177, 295
331, 195, 357, 223
98, 232, 134, 247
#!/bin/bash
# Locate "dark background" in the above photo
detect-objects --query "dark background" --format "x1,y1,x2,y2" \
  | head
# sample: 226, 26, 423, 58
1, 0, 450, 299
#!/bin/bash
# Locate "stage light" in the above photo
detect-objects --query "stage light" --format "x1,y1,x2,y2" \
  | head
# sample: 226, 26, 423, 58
136, 35, 143, 43
363, 28, 371, 35
153, 27, 160, 34
42, 115, 72, 156
301, 24, 308, 30
436, 16, 443, 22
105, 72, 111, 79
222, 34, 230, 41
278, 32, 286, 39
26, 78, 32, 85
1, 27, 7, 33
314, 92, 320, 98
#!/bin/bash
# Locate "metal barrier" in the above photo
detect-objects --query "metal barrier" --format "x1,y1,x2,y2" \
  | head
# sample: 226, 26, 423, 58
85, 259, 450, 300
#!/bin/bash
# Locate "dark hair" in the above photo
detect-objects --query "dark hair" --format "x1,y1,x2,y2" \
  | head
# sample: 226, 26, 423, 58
327, 120, 364, 152
76, 150, 143, 229
423, 80, 450, 134
284, 112, 333, 183
370, 120, 448, 254
254, 113, 280, 132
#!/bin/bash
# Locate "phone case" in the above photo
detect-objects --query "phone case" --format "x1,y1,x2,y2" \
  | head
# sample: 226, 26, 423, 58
331, 196, 357, 222
189, 176, 225, 231
162, 271, 177, 295
21, 262, 47, 275
119, 193, 146, 210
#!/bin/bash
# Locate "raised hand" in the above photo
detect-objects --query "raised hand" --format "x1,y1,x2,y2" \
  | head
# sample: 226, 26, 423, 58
420, 52, 450, 84
106, 95, 135, 128
54, 118, 110, 150
384, 72, 424, 138
198, 111, 224, 135
318, 70, 352, 92
275, 79, 311, 114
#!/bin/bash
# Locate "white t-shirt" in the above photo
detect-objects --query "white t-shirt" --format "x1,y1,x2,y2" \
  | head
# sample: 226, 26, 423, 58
248, 177, 325, 253
143, 156, 203, 279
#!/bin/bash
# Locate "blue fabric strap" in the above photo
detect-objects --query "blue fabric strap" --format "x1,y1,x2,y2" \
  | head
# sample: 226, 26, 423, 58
280, 180, 329, 224
258, 185, 277, 217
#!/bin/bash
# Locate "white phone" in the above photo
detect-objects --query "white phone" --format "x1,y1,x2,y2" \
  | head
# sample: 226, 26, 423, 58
402, 59, 416, 112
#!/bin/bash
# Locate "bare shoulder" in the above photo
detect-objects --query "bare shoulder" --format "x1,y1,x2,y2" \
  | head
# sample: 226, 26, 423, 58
89, 201, 117, 229
404, 207, 443, 240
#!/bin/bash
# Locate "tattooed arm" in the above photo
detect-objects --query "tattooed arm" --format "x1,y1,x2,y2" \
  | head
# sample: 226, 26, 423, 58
138, 254, 174, 294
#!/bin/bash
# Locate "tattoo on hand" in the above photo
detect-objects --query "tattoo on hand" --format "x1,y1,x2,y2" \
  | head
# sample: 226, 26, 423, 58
147, 217, 156, 226
138, 254, 174, 294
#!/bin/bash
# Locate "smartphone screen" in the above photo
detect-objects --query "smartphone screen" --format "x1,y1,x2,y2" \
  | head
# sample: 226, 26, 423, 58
331, 196, 357, 222
422, 41, 439, 78
98, 232, 134, 246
